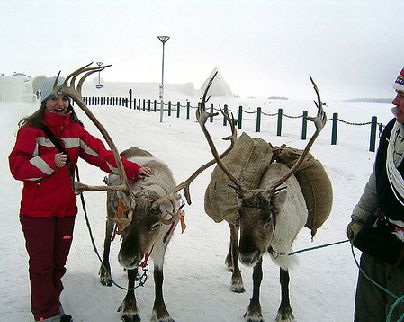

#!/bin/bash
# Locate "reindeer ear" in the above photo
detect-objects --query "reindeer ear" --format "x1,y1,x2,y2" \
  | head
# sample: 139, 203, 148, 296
117, 191, 135, 209
158, 197, 174, 213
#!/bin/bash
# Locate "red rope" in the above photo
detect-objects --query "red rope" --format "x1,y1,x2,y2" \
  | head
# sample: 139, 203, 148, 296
139, 244, 154, 268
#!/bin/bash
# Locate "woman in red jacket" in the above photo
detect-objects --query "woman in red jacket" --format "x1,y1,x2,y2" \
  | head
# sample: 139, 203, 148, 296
9, 77, 151, 322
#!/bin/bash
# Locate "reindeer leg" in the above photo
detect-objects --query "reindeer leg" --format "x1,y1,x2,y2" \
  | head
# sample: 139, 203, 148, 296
99, 216, 114, 286
151, 266, 174, 322
244, 258, 264, 322
119, 268, 140, 322
228, 223, 245, 293
275, 268, 294, 322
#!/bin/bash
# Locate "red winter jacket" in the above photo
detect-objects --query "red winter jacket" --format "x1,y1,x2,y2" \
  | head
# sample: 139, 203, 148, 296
9, 111, 141, 218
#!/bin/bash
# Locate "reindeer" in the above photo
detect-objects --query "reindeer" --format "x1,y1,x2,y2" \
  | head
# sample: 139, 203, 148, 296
197, 77, 327, 322
55, 64, 236, 322
99, 146, 182, 322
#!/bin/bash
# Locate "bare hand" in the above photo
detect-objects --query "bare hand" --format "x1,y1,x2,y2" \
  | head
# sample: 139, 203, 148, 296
55, 152, 68, 168
138, 166, 152, 179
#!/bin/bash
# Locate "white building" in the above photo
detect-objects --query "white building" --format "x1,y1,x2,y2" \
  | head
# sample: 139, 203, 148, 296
0, 73, 36, 102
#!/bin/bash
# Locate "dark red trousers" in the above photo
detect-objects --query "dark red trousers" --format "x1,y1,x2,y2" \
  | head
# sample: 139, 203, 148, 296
20, 216, 75, 321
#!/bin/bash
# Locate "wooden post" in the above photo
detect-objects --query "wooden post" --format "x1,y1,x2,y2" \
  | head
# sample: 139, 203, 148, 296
237, 105, 243, 129
301, 111, 308, 139
369, 116, 377, 152
142, 99, 146, 111
223, 104, 228, 126
277, 108, 283, 136
147, 99, 151, 112
210, 103, 214, 123
176, 102, 180, 118
331, 112, 338, 145
154, 100, 157, 112
256, 107, 261, 132
129, 89, 132, 109
168, 101, 172, 116
186, 101, 190, 120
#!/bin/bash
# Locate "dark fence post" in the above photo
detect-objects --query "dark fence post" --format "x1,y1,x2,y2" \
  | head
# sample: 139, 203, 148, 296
210, 103, 214, 122
237, 105, 243, 129
186, 102, 190, 120
301, 111, 308, 139
277, 108, 283, 136
147, 99, 151, 112
129, 89, 132, 109
154, 100, 157, 111
168, 101, 172, 116
331, 112, 338, 145
176, 102, 180, 118
223, 104, 228, 126
142, 99, 146, 111
369, 116, 377, 152
256, 107, 261, 132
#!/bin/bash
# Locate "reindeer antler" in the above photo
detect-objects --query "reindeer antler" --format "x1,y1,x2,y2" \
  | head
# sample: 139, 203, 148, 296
152, 71, 238, 208
195, 76, 327, 202
264, 76, 327, 195
55, 63, 129, 194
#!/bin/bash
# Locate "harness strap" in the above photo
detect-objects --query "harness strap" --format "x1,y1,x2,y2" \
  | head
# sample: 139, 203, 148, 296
41, 124, 75, 178
139, 244, 154, 269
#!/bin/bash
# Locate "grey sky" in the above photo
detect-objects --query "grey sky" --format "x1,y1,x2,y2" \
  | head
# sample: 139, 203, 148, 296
1, 0, 402, 99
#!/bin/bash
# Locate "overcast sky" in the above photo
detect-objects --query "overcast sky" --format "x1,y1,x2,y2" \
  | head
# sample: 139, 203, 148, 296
1, 0, 403, 100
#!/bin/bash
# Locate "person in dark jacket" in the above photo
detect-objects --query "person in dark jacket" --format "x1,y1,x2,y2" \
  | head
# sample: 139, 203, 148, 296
347, 67, 404, 321
9, 76, 151, 322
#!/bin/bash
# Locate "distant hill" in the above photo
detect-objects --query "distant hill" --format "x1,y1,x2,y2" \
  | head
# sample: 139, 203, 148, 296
268, 96, 288, 100
344, 98, 391, 104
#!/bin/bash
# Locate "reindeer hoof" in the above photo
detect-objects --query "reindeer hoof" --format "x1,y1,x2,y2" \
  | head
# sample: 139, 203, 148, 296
100, 279, 112, 287
121, 314, 140, 322
151, 311, 175, 322
230, 284, 245, 293
244, 313, 264, 322
275, 311, 294, 322
230, 276, 245, 293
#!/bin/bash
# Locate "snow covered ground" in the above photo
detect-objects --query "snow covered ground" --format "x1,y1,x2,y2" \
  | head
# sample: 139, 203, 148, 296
0, 91, 396, 322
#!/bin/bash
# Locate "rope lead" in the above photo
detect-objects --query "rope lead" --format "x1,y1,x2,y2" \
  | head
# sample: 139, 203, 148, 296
269, 239, 349, 257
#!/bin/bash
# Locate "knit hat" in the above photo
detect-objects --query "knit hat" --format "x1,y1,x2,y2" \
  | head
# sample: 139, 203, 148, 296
393, 67, 404, 92
40, 75, 66, 102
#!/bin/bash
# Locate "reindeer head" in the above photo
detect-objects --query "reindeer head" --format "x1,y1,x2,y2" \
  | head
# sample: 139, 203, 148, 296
115, 189, 180, 269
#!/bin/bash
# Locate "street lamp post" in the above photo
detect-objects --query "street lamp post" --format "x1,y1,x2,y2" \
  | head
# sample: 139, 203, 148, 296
157, 35, 170, 122
96, 61, 103, 89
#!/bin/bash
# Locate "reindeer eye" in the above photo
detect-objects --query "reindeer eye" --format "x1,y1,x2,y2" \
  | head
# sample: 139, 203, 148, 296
151, 223, 162, 231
